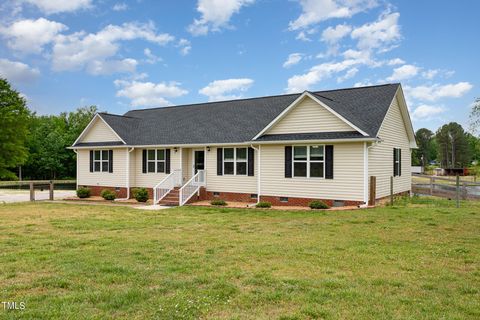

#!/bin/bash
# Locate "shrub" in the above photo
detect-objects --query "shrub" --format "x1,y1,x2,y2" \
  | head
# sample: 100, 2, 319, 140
76, 187, 91, 198
101, 189, 116, 201
210, 199, 227, 206
132, 188, 149, 202
309, 200, 329, 209
256, 201, 272, 208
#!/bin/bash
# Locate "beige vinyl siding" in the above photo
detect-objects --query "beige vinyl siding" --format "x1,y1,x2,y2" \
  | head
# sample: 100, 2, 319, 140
81, 117, 121, 143
133, 148, 182, 188
267, 96, 353, 134
369, 94, 411, 198
205, 147, 257, 194
260, 143, 364, 201
77, 148, 127, 187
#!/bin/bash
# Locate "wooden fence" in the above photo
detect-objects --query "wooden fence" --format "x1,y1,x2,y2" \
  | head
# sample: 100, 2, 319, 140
411, 174, 480, 200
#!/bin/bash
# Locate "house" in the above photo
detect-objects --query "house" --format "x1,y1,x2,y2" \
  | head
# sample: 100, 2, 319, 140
70, 83, 416, 206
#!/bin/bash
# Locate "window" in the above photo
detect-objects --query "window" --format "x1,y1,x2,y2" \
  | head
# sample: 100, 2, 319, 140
394, 148, 401, 177
280, 197, 289, 202
213, 192, 220, 197
93, 150, 110, 172
147, 149, 165, 173
293, 145, 325, 178
223, 148, 248, 176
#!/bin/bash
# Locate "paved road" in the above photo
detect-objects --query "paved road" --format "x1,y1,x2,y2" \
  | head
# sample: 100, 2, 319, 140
0, 189, 76, 203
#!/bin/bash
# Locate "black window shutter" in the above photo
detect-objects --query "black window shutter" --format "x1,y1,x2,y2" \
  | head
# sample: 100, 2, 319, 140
399, 149, 402, 176
393, 148, 398, 177
108, 150, 113, 173
248, 147, 255, 176
165, 149, 171, 174
142, 149, 147, 174
325, 145, 334, 179
89, 150, 93, 172
217, 148, 223, 175
285, 146, 292, 178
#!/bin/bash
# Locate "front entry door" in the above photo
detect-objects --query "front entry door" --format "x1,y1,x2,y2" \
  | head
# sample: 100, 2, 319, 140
194, 150, 205, 174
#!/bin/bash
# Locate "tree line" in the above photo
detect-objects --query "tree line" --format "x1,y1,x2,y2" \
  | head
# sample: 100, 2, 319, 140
0, 78, 98, 180
413, 122, 480, 168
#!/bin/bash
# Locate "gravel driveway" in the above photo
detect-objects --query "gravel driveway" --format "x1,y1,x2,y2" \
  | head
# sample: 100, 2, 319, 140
0, 189, 76, 203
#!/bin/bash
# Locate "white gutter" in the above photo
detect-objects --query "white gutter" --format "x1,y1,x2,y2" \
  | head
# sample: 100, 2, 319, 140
115, 147, 135, 201
73, 149, 78, 190
67, 137, 379, 150
250, 144, 261, 204
360, 142, 377, 207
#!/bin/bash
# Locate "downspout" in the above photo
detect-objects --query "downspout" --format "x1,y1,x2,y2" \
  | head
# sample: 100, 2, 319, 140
115, 147, 135, 201
73, 149, 78, 190
360, 141, 376, 208
250, 144, 261, 204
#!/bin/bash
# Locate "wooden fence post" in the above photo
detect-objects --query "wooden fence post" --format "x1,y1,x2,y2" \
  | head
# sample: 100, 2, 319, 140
30, 182, 34, 201
369, 176, 376, 206
49, 180, 54, 201
390, 176, 394, 206
462, 182, 467, 200
429, 176, 433, 195
456, 175, 460, 208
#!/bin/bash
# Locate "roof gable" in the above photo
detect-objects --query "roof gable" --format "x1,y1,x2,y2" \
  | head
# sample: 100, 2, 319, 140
73, 114, 125, 146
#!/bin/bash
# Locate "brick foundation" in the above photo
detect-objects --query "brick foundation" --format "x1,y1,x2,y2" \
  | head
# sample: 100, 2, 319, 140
81, 185, 129, 198
200, 190, 363, 207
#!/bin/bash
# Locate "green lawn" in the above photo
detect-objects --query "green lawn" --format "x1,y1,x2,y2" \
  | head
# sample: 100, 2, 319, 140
0, 199, 479, 319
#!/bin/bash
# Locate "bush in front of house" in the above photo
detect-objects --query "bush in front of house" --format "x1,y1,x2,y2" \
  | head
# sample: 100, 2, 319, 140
210, 199, 227, 206
309, 200, 330, 210
76, 187, 91, 198
132, 188, 149, 202
255, 201, 272, 208
100, 189, 116, 201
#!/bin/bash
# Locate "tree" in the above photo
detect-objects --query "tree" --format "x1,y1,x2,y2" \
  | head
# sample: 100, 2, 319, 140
435, 122, 471, 168
469, 97, 480, 136
412, 128, 437, 166
0, 78, 31, 179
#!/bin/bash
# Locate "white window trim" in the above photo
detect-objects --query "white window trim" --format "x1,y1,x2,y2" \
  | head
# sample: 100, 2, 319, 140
223, 147, 248, 176
146, 148, 166, 173
93, 149, 110, 173
292, 145, 325, 179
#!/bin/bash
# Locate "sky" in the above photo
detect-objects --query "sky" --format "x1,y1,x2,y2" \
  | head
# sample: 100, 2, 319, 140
0, 0, 478, 133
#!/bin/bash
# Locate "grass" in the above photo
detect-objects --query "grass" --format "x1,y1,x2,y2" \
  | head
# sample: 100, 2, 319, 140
0, 199, 479, 319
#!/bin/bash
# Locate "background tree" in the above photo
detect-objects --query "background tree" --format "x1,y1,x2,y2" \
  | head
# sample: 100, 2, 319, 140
412, 128, 437, 166
469, 97, 480, 136
436, 122, 471, 168
0, 78, 31, 179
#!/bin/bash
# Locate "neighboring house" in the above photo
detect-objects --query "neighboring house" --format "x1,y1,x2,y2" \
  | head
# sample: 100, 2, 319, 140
70, 83, 416, 206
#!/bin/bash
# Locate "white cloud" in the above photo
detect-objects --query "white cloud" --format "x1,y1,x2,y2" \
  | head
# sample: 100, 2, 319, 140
199, 78, 254, 101
52, 22, 174, 74
386, 64, 419, 81
144, 48, 162, 64
351, 12, 401, 51
0, 18, 67, 54
321, 23, 351, 44
337, 67, 358, 82
296, 31, 312, 41
177, 38, 191, 56
422, 69, 438, 79
114, 79, 188, 107
286, 58, 362, 92
283, 53, 303, 68
24, 0, 92, 14
387, 58, 405, 65
188, 0, 254, 36
289, 0, 378, 30
405, 82, 473, 102
411, 104, 445, 120
0, 58, 40, 82
112, 3, 128, 11
87, 58, 137, 75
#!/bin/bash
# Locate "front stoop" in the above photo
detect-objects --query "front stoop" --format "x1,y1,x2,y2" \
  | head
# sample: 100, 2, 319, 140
158, 187, 180, 206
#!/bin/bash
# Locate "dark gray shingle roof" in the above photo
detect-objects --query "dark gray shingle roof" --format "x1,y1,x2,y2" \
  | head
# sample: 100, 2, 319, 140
74, 83, 399, 146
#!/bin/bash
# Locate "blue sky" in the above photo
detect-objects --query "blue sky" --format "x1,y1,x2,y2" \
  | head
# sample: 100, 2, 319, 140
0, 0, 478, 133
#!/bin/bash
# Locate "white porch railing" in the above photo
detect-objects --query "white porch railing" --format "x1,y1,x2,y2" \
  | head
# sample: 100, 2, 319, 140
179, 170, 205, 206
153, 169, 182, 204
